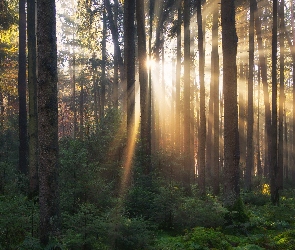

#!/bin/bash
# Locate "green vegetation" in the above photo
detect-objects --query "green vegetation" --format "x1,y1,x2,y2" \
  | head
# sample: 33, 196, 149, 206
1, 116, 295, 249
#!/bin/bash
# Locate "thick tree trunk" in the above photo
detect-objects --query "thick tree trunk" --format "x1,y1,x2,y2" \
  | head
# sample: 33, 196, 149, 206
221, 0, 240, 207
37, 0, 60, 244
27, 0, 38, 196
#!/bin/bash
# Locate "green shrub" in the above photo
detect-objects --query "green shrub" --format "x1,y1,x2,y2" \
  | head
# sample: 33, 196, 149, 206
173, 196, 227, 231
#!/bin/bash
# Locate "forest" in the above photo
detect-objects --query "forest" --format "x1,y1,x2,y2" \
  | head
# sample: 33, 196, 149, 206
1, 0, 295, 249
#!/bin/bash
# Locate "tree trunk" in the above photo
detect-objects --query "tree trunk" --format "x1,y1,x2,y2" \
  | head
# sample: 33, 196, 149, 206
278, 0, 284, 190
245, 0, 255, 191
18, 0, 28, 175
27, 0, 38, 196
270, 0, 279, 205
253, 0, 271, 178
124, 0, 135, 180
101, 5, 107, 119
136, 0, 151, 175
221, 0, 240, 207
212, 2, 220, 195
37, 0, 60, 244
197, 0, 206, 196
183, 0, 191, 193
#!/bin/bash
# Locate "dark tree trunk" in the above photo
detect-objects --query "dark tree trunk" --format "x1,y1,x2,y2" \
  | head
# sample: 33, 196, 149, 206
270, 0, 279, 205
136, 0, 151, 175
245, 0, 255, 191
197, 0, 206, 196
27, 0, 38, 196
124, 0, 135, 181
101, 5, 107, 119
278, 0, 284, 190
79, 81, 84, 139
18, 0, 28, 175
37, 0, 60, 245
113, 0, 119, 110
221, 0, 240, 207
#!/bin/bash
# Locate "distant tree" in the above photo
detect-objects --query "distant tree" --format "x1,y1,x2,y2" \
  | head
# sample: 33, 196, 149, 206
27, 0, 38, 196
278, 0, 284, 190
37, 0, 60, 244
183, 0, 191, 193
212, 2, 220, 195
221, 0, 240, 207
245, 0, 255, 191
18, 0, 28, 175
197, 0, 206, 196
253, 0, 271, 178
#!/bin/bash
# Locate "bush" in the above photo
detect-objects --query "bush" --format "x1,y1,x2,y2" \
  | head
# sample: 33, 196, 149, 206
173, 196, 227, 231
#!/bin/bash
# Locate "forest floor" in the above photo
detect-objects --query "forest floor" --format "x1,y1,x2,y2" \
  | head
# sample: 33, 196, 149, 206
153, 187, 295, 250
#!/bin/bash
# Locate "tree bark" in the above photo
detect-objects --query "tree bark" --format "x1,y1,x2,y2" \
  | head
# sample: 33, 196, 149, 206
136, 0, 151, 175
197, 0, 206, 196
27, 0, 38, 196
221, 0, 240, 207
245, 0, 255, 191
270, 0, 279, 205
37, 0, 60, 244
212, 2, 220, 195
183, 0, 191, 193
18, 0, 28, 175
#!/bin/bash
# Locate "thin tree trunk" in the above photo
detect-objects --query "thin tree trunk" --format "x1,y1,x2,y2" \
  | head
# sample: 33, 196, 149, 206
101, 5, 107, 119
212, 3, 220, 195
245, 0, 255, 191
278, 0, 284, 190
183, 0, 191, 193
197, 0, 206, 196
254, 0, 271, 178
270, 0, 279, 205
18, 0, 28, 175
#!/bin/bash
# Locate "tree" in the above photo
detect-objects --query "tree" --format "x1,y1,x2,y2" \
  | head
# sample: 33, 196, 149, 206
27, 0, 38, 196
37, 0, 60, 244
136, 0, 151, 175
197, 0, 206, 196
270, 0, 279, 205
245, 0, 255, 191
253, 0, 271, 177
212, 1, 220, 195
183, 0, 191, 193
18, 0, 28, 175
278, 0, 284, 191
221, 0, 240, 207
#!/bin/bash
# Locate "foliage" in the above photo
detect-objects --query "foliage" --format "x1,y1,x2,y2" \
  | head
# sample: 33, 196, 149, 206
0, 195, 39, 250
